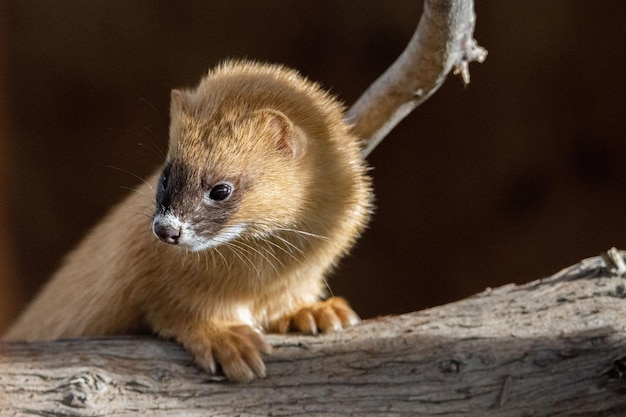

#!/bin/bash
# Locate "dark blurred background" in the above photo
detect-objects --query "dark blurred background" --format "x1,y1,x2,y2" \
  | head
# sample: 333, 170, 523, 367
1, 1, 626, 333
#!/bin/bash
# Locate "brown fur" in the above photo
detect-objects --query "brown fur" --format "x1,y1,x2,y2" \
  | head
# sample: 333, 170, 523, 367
3, 61, 372, 382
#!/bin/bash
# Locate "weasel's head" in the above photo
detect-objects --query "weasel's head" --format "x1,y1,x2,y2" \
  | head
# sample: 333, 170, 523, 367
152, 88, 311, 252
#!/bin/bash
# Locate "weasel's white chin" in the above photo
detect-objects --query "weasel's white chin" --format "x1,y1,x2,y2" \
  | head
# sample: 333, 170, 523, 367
183, 223, 248, 252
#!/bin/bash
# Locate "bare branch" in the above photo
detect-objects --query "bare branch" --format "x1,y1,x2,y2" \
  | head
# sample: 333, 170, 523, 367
346, 0, 487, 158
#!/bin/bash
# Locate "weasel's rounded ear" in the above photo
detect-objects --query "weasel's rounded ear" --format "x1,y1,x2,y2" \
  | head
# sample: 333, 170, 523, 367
170, 89, 189, 116
255, 109, 307, 159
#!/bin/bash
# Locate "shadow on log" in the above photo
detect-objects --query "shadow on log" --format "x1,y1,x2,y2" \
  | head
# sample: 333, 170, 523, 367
1, 250, 625, 416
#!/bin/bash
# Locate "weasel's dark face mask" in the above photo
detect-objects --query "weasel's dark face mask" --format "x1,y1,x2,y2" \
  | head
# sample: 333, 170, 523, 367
152, 161, 245, 251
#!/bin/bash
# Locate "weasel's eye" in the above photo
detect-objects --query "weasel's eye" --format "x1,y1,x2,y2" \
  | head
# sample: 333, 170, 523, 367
208, 183, 232, 201
159, 165, 171, 191
160, 174, 168, 190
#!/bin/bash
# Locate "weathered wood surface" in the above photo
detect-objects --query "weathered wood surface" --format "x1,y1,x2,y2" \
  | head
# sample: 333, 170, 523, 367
1, 251, 625, 416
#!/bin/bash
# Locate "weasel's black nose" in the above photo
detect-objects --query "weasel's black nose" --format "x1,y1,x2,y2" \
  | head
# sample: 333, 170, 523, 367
154, 223, 181, 244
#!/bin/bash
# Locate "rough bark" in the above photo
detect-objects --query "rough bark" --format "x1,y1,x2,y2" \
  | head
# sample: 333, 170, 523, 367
1, 250, 626, 416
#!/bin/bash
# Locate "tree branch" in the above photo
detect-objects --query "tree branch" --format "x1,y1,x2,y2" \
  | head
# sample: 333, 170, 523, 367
2, 251, 626, 416
346, 0, 487, 157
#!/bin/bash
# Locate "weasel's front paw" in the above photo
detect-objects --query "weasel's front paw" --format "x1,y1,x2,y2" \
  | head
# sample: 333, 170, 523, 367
181, 324, 271, 382
270, 297, 360, 334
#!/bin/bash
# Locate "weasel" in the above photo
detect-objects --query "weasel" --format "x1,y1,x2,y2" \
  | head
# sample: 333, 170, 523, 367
4, 61, 372, 382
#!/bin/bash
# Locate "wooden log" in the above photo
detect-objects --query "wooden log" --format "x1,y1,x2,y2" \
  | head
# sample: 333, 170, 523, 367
2, 250, 625, 416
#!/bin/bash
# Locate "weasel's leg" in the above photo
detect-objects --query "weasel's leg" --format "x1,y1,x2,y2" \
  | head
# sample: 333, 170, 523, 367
269, 297, 360, 335
162, 321, 271, 382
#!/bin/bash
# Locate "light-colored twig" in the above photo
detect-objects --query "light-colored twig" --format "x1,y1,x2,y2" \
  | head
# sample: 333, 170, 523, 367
346, 0, 487, 158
